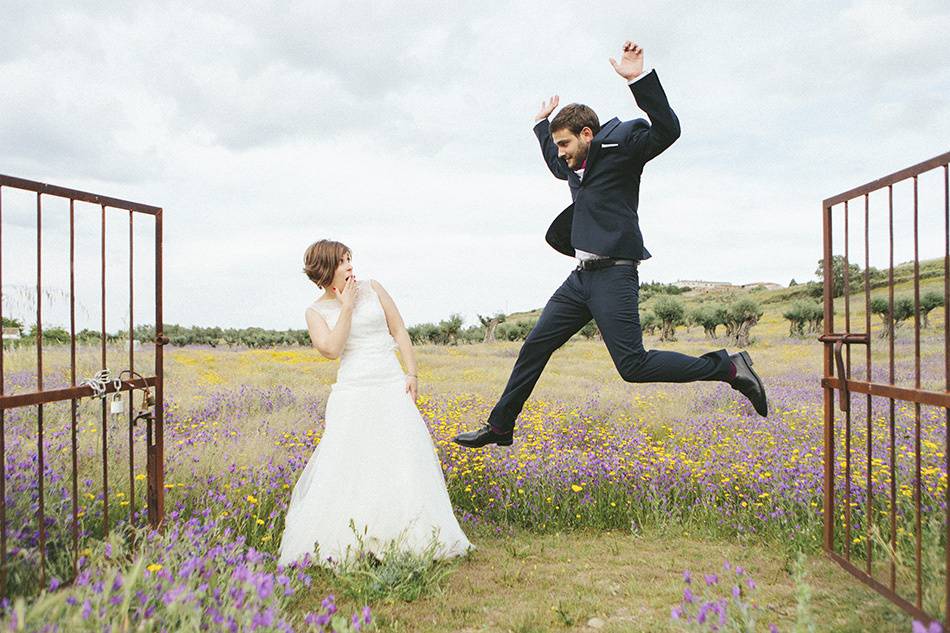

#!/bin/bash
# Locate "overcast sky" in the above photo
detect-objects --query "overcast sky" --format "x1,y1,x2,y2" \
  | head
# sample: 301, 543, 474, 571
1, 0, 948, 331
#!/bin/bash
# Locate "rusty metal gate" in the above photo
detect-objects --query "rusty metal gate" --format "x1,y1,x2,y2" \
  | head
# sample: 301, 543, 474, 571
821, 151, 950, 624
0, 175, 166, 595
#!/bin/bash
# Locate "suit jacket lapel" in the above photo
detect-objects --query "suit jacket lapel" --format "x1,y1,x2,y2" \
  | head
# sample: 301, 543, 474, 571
596, 117, 622, 140
583, 118, 622, 179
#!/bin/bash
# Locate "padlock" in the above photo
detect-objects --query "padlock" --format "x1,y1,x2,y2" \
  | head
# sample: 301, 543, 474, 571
110, 393, 125, 415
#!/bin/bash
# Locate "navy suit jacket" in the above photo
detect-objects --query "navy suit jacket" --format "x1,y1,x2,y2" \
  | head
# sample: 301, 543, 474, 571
534, 69, 680, 260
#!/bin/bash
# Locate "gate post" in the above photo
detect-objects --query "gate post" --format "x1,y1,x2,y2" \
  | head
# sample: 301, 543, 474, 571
822, 202, 835, 553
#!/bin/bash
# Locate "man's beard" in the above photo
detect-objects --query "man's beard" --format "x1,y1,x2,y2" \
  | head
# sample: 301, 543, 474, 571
574, 142, 590, 168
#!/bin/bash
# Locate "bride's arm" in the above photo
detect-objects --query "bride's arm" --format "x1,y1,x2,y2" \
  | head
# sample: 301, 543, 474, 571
371, 280, 419, 399
304, 306, 354, 360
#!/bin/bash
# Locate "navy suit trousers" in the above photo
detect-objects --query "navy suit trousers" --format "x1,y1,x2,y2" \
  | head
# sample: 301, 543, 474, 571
487, 264, 733, 433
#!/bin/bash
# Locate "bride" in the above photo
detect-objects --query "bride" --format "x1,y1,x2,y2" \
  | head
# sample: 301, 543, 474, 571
278, 239, 473, 566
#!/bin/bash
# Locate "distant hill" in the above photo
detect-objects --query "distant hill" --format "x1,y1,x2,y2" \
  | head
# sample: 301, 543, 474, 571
500, 257, 945, 324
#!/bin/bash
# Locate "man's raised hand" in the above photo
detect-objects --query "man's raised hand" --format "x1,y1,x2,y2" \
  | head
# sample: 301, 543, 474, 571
534, 95, 559, 122
609, 40, 645, 81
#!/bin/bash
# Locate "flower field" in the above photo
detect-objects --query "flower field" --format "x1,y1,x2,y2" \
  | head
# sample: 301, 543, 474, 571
0, 296, 945, 630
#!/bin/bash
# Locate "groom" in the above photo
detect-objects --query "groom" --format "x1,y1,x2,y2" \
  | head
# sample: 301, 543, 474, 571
454, 40, 768, 449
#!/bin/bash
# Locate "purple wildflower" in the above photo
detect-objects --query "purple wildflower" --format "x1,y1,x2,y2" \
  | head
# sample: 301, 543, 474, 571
696, 601, 710, 624
251, 608, 274, 628
913, 621, 944, 633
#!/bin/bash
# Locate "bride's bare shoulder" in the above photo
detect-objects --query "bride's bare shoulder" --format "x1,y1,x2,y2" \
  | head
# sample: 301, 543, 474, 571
369, 279, 402, 310
368, 279, 391, 297
305, 301, 330, 319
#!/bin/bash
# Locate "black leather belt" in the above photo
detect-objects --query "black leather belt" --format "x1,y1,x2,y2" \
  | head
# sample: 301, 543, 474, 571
575, 258, 638, 271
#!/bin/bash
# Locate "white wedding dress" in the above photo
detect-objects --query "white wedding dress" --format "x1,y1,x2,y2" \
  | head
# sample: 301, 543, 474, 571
278, 279, 472, 566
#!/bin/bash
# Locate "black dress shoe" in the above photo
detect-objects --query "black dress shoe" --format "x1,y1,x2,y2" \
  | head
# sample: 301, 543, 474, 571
453, 424, 513, 448
729, 351, 768, 417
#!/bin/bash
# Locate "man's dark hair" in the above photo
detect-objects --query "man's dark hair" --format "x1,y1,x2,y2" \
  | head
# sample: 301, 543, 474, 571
550, 103, 600, 136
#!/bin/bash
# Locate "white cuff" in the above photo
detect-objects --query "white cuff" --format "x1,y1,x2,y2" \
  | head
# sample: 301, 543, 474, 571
627, 68, 654, 85
533, 118, 547, 127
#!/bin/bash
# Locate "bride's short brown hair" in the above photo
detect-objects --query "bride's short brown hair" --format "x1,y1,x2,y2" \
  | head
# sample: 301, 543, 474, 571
303, 240, 351, 288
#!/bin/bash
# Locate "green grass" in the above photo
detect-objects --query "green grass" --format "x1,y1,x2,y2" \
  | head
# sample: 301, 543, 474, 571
290, 525, 911, 632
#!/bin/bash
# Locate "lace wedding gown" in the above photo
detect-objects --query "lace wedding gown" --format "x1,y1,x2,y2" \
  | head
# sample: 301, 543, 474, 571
278, 279, 472, 566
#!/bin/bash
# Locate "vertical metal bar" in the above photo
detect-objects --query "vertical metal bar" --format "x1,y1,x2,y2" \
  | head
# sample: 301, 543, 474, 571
128, 211, 135, 524
911, 176, 922, 608
823, 202, 836, 552
36, 193, 46, 588
0, 184, 6, 595
154, 209, 164, 527
69, 200, 78, 579
844, 200, 852, 560
864, 192, 873, 575
100, 204, 109, 534
888, 184, 897, 590
943, 163, 949, 626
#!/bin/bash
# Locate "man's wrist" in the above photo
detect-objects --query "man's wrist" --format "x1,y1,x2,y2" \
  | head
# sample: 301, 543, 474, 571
626, 68, 654, 84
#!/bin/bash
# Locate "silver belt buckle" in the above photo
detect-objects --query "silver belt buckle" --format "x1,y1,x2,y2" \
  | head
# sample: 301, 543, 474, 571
576, 258, 597, 271
577, 257, 607, 271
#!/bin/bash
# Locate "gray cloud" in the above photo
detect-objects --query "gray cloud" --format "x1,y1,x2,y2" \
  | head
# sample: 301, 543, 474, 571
0, 0, 947, 328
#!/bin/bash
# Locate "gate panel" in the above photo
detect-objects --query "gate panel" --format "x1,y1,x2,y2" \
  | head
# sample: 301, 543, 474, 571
821, 151, 950, 624
0, 175, 166, 597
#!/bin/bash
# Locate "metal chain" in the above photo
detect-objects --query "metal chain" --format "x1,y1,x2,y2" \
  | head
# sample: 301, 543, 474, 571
79, 369, 122, 400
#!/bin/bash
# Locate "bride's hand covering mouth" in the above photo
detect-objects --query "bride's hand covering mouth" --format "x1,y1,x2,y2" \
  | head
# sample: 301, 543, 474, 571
333, 276, 358, 309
